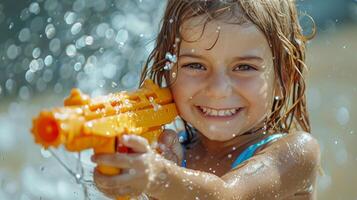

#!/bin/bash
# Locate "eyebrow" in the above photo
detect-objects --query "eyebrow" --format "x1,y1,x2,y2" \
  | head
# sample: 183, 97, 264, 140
179, 53, 264, 63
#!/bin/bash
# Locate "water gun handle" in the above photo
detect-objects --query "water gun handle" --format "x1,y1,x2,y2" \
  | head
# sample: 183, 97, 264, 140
93, 137, 121, 175
93, 136, 151, 200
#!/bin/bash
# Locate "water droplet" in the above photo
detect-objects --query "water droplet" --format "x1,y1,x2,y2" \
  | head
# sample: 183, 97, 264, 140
115, 29, 129, 44
49, 38, 61, 53
163, 62, 172, 71
158, 172, 167, 180
19, 86, 31, 100
43, 69, 53, 82
75, 173, 81, 182
29, 2, 40, 14
111, 82, 118, 88
18, 28, 31, 42
44, 55, 53, 66
171, 72, 176, 78
85, 36, 94, 45
71, 22, 82, 35
179, 136, 185, 143
104, 29, 114, 39
6, 44, 20, 60
96, 23, 109, 37
169, 18, 174, 23
73, 62, 81, 71
40, 148, 52, 158
165, 52, 177, 63
9, 22, 14, 29
64, 11, 77, 25
32, 47, 41, 58
20, 8, 31, 21
25, 70, 35, 83
45, 24, 56, 39
29, 59, 40, 72
228, 154, 232, 158
66, 44, 77, 57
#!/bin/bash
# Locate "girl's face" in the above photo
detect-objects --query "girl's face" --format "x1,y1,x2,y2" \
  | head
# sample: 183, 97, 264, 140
170, 16, 277, 141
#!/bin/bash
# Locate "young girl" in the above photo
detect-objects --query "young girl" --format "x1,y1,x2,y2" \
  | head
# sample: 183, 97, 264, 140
92, 0, 321, 199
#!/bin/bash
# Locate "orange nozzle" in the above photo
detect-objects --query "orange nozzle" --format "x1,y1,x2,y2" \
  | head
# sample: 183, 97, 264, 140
38, 116, 59, 143
32, 111, 62, 148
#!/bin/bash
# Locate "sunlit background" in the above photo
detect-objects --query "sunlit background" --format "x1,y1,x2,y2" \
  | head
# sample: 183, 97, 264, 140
0, 0, 356, 199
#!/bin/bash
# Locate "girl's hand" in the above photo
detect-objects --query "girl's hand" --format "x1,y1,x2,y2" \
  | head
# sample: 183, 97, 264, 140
91, 130, 183, 199
157, 129, 184, 166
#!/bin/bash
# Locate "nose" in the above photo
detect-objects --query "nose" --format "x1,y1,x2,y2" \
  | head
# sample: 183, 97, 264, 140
204, 73, 232, 99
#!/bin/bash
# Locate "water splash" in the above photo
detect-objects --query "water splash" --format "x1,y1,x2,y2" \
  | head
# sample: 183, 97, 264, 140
148, 96, 161, 111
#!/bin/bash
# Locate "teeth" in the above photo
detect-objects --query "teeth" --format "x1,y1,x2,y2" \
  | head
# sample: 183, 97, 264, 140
199, 106, 239, 117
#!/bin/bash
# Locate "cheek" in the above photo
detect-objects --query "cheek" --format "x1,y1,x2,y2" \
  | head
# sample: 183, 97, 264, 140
233, 76, 273, 111
170, 83, 193, 119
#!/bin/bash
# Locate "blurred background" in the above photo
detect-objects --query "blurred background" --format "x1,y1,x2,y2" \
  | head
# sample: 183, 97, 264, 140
0, 0, 356, 199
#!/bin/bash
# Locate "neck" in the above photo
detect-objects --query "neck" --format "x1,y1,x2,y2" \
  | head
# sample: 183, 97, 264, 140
196, 124, 273, 158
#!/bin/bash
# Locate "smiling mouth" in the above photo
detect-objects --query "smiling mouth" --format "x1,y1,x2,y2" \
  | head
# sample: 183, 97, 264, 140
195, 105, 243, 118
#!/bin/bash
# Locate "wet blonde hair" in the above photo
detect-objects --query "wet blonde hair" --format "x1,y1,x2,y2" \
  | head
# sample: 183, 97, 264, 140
139, 0, 315, 140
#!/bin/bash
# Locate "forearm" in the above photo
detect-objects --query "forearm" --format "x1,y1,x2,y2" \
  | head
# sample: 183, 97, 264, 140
146, 159, 233, 200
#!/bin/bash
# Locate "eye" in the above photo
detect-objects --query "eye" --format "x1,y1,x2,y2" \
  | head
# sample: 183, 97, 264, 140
182, 63, 206, 71
233, 64, 256, 71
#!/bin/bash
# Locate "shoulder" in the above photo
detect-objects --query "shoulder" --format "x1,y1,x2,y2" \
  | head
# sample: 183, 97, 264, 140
259, 131, 320, 159
221, 131, 321, 198
281, 130, 320, 162
262, 130, 321, 175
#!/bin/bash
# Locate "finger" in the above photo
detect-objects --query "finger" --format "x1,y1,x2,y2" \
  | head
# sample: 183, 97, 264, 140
94, 168, 143, 189
158, 129, 178, 148
120, 135, 150, 153
91, 153, 140, 168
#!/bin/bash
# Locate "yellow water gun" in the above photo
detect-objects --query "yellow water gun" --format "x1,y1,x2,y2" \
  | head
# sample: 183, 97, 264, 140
30, 79, 178, 198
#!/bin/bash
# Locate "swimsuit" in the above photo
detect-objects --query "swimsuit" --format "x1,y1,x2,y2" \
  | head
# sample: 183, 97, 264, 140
178, 131, 286, 169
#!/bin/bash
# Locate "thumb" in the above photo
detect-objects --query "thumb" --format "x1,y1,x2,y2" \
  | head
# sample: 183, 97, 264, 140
158, 129, 178, 149
158, 129, 184, 164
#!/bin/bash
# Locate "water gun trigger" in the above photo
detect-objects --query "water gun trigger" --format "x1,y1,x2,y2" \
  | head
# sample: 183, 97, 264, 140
116, 137, 135, 154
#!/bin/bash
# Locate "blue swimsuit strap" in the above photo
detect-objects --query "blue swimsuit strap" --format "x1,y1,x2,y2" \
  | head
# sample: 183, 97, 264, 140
178, 130, 189, 167
230, 133, 286, 169
178, 130, 286, 169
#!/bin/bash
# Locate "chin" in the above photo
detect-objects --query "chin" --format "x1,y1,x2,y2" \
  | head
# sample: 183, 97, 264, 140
201, 129, 236, 141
